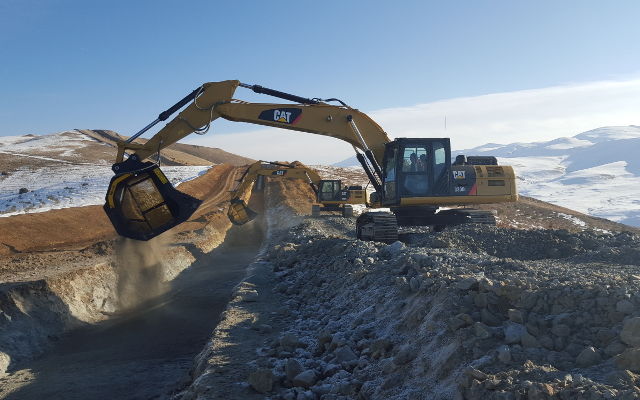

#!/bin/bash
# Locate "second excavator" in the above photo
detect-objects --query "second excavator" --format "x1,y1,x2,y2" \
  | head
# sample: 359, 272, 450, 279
227, 160, 366, 225
103, 80, 517, 242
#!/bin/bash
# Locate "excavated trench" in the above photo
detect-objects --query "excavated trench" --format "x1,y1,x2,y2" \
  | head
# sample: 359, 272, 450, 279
0, 204, 267, 399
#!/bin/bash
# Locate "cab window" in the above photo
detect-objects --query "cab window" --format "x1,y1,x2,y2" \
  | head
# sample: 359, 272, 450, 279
401, 146, 428, 196
319, 181, 339, 201
402, 147, 427, 172
434, 142, 446, 178
385, 148, 397, 181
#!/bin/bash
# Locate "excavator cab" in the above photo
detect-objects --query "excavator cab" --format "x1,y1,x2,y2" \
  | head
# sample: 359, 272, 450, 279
103, 160, 202, 240
381, 138, 452, 206
318, 180, 343, 202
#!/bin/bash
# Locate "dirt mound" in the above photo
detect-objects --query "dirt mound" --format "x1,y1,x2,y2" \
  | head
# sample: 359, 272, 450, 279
0, 163, 246, 387
0, 164, 242, 285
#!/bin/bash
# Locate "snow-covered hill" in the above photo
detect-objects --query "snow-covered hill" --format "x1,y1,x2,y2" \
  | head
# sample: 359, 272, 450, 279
0, 131, 209, 216
333, 126, 640, 227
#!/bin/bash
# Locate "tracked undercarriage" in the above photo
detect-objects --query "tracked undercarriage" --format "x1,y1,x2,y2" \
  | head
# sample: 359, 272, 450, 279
355, 207, 496, 243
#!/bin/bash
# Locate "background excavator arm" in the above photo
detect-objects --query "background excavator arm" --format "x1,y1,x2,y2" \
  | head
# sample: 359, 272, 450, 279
226, 160, 322, 225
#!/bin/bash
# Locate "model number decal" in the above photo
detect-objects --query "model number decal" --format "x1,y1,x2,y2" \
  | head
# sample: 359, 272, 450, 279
453, 171, 466, 180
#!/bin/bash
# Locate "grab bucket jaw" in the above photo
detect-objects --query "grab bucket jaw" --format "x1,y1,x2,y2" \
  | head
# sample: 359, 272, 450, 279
227, 198, 258, 225
103, 161, 202, 241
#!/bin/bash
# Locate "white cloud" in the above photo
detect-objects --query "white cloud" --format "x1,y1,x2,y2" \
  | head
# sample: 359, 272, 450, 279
185, 78, 640, 164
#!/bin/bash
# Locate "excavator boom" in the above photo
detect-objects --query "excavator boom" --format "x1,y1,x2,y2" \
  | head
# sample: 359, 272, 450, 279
114, 80, 389, 179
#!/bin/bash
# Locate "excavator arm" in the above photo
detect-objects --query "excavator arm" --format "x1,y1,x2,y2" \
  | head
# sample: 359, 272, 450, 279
226, 161, 322, 225
105, 80, 390, 240
115, 80, 389, 185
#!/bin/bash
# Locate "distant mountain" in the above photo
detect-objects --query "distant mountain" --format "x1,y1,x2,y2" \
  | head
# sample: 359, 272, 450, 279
332, 126, 640, 226
78, 129, 254, 166
332, 156, 360, 167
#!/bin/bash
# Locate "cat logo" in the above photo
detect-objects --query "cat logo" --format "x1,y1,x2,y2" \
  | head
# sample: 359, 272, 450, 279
272, 170, 286, 176
453, 170, 466, 180
274, 110, 292, 123
258, 108, 302, 125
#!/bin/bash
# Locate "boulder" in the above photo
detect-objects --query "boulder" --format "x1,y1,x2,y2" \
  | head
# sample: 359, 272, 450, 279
504, 322, 526, 344
497, 345, 511, 363
393, 345, 417, 365
286, 358, 303, 381
334, 345, 358, 363
615, 347, 640, 372
280, 333, 301, 350
474, 322, 491, 339
521, 332, 539, 348
457, 276, 479, 290
616, 300, 635, 315
621, 317, 640, 347
248, 368, 273, 393
576, 346, 601, 367
292, 370, 318, 388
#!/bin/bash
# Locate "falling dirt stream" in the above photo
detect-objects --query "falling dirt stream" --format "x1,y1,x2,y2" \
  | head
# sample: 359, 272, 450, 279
2, 221, 264, 400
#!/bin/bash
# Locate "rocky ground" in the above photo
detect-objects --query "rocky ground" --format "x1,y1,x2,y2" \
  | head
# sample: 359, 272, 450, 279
180, 200, 640, 399
2, 153, 640, 399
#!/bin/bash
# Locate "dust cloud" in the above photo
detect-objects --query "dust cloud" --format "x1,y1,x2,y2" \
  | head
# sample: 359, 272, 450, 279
114, 235, 171, 309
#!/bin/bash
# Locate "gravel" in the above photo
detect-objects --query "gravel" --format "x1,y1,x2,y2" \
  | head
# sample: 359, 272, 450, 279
245, 216, 640, 399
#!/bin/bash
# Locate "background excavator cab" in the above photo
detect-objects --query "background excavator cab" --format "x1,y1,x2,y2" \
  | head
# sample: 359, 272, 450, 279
103, 161, 202, 240
318, 180, 342, 202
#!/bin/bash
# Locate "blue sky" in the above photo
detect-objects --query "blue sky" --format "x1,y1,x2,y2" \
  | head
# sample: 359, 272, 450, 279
1, 0, 640, 157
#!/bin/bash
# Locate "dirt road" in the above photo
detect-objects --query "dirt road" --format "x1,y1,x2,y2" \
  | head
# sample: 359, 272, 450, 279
0, 220, 264, 400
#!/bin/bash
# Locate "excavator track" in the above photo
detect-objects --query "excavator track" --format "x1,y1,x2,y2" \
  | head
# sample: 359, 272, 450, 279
356, 211, 398, 243
459, 209, 496, 225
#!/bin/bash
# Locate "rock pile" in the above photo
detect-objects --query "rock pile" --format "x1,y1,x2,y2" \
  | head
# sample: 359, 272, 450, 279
246, 217, 640, 399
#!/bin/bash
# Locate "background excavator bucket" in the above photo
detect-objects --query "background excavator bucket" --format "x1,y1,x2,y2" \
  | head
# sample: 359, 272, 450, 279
227, 198, 258, 225
103, 163, 202, 240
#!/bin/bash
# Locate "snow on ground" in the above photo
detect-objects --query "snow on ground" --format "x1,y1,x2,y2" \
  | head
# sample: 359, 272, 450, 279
334, 126, 640, 227
0, 129, 211, 216
497, 155, 640, 227
0, 165, 210, 217
557, 212, 587, 227
0, 130, 96, 159
330, 153, 640, 228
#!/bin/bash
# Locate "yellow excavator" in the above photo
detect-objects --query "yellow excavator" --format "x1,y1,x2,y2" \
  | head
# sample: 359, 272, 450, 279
103, 80, 517, 242
227, 160, 366, 225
